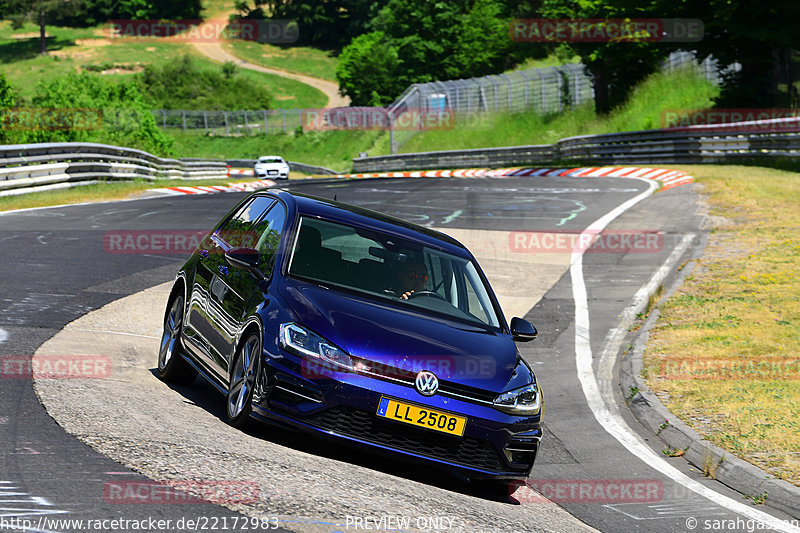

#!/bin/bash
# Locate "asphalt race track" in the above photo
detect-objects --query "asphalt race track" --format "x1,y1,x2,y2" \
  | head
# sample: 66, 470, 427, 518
1, 176, 798, 533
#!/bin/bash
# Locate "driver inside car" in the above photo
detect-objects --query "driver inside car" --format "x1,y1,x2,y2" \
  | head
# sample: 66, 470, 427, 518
396, 261, 429, 300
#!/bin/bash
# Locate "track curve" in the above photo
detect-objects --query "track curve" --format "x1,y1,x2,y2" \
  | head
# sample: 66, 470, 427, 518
3, 176, 797, 533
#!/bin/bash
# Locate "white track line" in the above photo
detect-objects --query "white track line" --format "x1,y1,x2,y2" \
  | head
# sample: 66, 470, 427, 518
570, 178, 800, 532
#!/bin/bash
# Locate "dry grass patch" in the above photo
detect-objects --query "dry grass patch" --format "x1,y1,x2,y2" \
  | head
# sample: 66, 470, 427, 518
644, 165, 800, 485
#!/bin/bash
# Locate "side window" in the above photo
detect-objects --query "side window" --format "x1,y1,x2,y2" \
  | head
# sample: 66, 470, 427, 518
254, 202, 286, 271
217, 196, 275, 248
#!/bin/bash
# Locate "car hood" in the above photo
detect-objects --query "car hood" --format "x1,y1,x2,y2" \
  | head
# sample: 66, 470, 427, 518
278, 280, 518, 393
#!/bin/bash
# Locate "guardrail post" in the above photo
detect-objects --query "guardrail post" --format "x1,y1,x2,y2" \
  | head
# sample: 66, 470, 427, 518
519, 70, 530, 109
282, 109, 286, 133
203, 111, 208, 133
263, 110, 268, 135
224, 111, 229, 136
244, 111, 249, 135
161, 110, 166, 130
182, 111, 186, 132
389, 111, 396, 154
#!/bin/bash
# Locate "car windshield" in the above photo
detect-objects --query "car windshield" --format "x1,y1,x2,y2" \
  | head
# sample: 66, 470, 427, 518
287, 216, 501, 329
258, 158, 283, 164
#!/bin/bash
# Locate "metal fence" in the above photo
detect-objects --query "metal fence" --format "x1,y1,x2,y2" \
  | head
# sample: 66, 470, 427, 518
152, 109, 305, 135
389, 63, 593, 118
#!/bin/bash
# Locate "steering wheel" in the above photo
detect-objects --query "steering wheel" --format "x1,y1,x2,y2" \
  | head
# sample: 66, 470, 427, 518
407, 290, 447, 301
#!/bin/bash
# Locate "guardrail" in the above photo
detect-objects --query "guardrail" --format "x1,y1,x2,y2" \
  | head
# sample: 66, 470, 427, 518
0, 142, 227, 196
353, 119, 800, 172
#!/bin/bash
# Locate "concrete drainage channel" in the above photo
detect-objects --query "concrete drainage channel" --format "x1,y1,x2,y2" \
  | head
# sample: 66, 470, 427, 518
620, 235, 800, 519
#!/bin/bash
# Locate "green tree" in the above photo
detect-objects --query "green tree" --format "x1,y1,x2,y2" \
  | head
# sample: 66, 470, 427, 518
0, 0, 81, 54
540, 0, 670, 114
339, 0, 522, 103
336, 31, 400, 105
659, 0, 800, 107
254, 0, 389, 49
10, 0, 204, 27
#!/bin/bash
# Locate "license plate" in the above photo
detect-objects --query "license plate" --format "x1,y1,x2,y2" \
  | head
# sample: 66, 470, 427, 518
376, 397, 466, 436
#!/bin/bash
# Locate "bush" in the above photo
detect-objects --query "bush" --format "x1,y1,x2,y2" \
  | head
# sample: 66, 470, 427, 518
22, 73, 173, 155
138, 55, 272, 110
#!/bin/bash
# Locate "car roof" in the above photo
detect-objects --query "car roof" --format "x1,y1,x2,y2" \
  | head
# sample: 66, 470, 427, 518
258, 156, 284, 160
263, 189, 471, 257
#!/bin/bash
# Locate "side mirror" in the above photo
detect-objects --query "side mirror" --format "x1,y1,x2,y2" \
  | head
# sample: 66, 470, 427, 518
225, 247, 266, 281
510, 317, 538, 342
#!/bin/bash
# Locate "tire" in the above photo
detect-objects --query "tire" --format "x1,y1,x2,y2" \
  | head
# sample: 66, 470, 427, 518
226, 331, 261, 429
157, 291, 197, 385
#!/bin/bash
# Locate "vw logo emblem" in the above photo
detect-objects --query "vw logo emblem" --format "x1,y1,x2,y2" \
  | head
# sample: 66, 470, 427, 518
415, 371, 439, 396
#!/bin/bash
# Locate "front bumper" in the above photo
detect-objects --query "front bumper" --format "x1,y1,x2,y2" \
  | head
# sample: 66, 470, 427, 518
252, 348, 542, 479
254, 168, 289, 179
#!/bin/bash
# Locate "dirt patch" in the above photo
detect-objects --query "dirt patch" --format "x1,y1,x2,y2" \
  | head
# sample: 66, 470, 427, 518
9, 32, 44, 39
100, 66, 144, 75
274, 95, 296, 100
76, 38, 113, 47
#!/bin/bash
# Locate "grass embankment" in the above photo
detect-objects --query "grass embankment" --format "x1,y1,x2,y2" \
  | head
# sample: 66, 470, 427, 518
225, 40, 339, 82
170, 129, 384, 172
643, 165, 800, 486
0, 20, 326, 109
393, 67, 717, 153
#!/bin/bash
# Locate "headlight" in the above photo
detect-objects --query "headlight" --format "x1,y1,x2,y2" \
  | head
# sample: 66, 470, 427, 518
493, 383, 540, 415
279, 323, 352, 370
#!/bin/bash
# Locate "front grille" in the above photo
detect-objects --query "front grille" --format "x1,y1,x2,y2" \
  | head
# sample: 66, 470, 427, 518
438, 381, 497, 404
307, 406, 507, 471
349, 360, 497, 405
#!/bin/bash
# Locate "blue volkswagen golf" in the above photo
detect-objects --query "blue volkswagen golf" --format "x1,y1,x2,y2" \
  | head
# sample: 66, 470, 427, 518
158, 190, 543, 481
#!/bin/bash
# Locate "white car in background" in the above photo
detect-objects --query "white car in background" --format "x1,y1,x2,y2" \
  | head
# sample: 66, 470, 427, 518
254, 156, 290, 179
